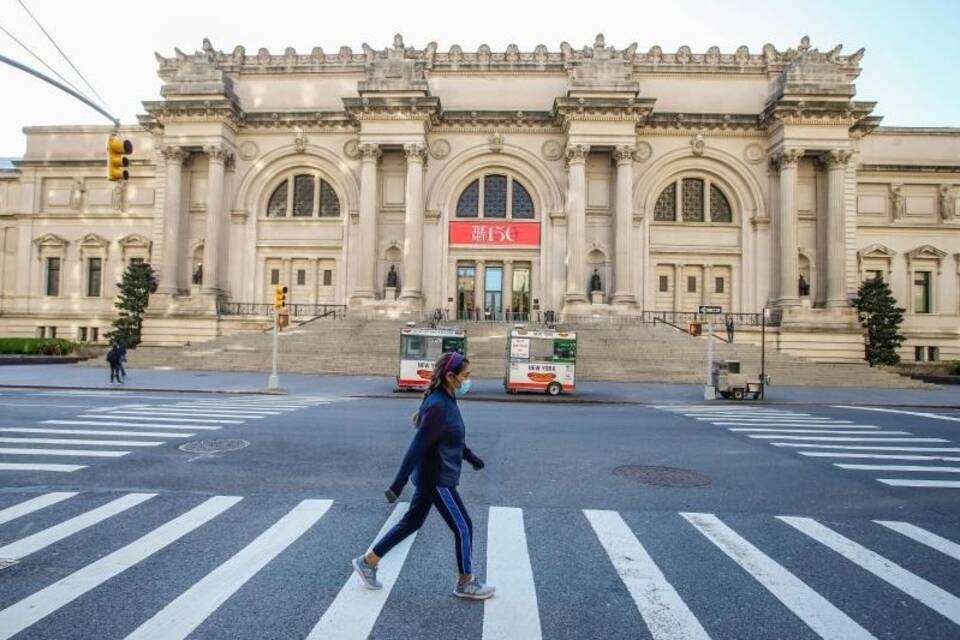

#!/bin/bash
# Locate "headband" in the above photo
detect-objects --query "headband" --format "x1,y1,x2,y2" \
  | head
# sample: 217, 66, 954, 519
443, 351, 465, 376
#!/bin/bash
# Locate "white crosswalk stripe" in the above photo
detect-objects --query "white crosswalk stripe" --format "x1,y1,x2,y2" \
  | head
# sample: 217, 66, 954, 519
0, 462, 85, 472
0, 437, 162, 447
0, 427, 194, 438
0, 447, 129, 458
42, 420, 219, 430
0, 493, 956, 639
656, 405, 960, 489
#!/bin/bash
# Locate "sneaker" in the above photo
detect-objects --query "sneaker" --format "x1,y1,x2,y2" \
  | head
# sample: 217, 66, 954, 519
352, 555, 382, 590
453, 577, 495, 600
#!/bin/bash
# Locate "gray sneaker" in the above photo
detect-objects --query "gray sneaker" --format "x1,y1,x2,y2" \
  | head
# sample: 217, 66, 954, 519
352, 555, 382, 590
453, 577, 495, 600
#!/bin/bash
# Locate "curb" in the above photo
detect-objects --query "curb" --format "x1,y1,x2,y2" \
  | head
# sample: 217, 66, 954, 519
0, 383, 286, 396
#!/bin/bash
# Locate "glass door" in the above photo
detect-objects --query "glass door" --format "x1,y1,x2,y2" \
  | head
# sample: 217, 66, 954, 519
457, 265, 476, 320
512, 265, 531, 319
484, 265, 503, 320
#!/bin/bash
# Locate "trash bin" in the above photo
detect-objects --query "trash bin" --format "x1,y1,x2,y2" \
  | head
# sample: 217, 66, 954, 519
689, 322, 702, 336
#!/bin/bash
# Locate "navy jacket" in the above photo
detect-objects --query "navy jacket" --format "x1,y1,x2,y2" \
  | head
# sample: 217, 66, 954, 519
390, 388, 481, 490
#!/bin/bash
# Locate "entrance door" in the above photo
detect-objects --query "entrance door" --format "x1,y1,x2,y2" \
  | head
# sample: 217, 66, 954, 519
456, 265, 476, 320
484, 265, 503, 320
512, 265, 531, 319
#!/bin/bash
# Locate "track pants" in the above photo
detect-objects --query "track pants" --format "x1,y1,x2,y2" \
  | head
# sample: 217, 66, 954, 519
372, 484, 474, 575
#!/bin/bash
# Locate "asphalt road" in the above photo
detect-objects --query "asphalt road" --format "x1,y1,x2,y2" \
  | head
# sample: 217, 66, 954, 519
0, 387, 958, 639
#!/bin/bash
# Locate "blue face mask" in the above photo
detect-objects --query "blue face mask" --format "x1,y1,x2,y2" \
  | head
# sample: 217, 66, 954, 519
456, 378, 472, 396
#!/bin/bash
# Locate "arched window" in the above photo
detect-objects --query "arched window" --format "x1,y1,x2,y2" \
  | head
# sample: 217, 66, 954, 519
456, 174, 535, 219
265, 173, 341, 218
653, 177, 733, 223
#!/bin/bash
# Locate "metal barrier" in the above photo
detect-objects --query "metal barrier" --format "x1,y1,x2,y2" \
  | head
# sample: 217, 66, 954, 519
218, 302, 347, 319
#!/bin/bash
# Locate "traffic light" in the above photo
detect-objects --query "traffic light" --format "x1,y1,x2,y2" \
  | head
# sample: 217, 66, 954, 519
107, 135, 133, 181
273, 285, 287, 310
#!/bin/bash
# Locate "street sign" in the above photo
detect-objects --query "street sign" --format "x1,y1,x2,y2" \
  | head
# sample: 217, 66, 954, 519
699, 305, 723, 314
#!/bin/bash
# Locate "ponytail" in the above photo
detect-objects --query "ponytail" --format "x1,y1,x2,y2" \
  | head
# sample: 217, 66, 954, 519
410, 350, 468, 427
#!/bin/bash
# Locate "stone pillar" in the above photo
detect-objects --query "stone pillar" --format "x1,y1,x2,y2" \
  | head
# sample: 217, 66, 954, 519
824, 149, 852, 308
354, 144, 381, 300
158, 146, 188, 294
201, 145, 231, 295
703, 264, 713, 307
503, 259, 514, 319
612, 145, 636, 305
564, 144, 589, 304
475, 260, 485, 320
311, 258, 320, 305
776, 148, 804, 307
399, 144, 426, 304
674, 263, 684, 312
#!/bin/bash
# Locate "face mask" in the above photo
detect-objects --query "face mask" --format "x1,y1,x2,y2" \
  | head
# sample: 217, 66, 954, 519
456, 378, 472, 396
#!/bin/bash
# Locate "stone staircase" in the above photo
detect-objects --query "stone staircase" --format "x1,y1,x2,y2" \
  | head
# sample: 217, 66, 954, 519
101, 317, 928, 388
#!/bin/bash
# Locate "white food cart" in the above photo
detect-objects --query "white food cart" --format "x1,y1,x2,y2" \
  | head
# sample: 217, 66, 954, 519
396, 325, 467, 391
504, 328, 577, 396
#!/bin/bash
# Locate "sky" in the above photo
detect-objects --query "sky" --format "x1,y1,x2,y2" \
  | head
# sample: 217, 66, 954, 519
0, 0, 958, 158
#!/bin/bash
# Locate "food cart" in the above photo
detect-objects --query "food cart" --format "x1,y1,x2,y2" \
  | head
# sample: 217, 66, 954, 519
710, 359, 768, 400
504, 327, 577, 396
396, 325, 467, 391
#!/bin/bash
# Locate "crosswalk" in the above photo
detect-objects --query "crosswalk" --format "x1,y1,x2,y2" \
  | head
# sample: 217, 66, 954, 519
0, 491, 957, 639
655, 405, 960, 489
0, 395, 342, 474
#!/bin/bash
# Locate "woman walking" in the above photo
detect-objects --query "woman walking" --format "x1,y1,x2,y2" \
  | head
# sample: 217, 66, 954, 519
352, 351, 495, 600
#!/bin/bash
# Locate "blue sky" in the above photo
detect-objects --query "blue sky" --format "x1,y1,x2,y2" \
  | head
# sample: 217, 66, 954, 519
0, 0, 957, 157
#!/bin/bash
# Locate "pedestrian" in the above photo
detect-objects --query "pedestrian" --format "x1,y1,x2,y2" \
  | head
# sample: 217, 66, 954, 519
352, 351, 495, 600
106, 343, 123, 384
726, 316, 735, 343
116, 340, 128, 381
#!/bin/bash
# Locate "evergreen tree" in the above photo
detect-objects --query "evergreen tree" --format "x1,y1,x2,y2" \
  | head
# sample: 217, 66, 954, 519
107, 261, 155, 347
851, 275, 905, 366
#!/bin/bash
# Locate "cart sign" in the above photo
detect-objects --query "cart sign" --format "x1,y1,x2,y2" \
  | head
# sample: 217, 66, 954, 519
699, 305, 723, 314
510, 338, 530, 359
449, 221, 540, 246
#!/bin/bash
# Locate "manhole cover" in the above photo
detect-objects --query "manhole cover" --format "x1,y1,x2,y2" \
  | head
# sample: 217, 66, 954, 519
613, 465, 711, 488
179, 439, 250, 454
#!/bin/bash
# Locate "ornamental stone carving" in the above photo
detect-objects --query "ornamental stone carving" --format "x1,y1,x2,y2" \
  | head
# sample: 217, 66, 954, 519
293, 127, 309, 153
541, 140, 564, 161
488, 132, 504, 153
822, 149, 852, 167
204, 145, 233, 164
565, 144, 590, 164
743, 143, 764, 165
358, 143, 382, 161
633, 141, 653, 163
429, 139, 450, 160
940, 185, 957, 221
404, 143, 427, 163
238, 141, 259, 161
160, 145, 189, 164
890, 185, 905, 220
613, 145, 635, 164
343, 139, 360, 160
690, 133, 705, 157
772, 148, 805, 169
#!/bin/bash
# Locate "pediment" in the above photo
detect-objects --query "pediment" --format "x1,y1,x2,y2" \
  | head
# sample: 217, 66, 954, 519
906, 244, 947, 261
32, 233, 68, 248
79, 233, 110, 248
118, 233, 152, 249
857, 243, 896, 260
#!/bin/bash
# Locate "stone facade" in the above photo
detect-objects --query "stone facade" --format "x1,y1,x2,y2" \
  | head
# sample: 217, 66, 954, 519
0, 35, 958, 360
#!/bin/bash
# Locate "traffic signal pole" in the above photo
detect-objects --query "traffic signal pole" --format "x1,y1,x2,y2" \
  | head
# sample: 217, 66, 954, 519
0, 53, 119, 128
268, 307, 280, 391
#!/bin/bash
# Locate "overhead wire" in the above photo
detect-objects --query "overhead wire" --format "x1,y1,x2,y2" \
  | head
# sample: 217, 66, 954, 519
0, 21, 91, 100
15, 0, 115, 116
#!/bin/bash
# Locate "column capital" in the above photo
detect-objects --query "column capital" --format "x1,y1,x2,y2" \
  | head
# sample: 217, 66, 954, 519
359, 143, 382, 161
612, 145, 635, 165
160, 145, 189, 164
773, 148, 805, 170
565, 144, 590, 164
821, 149, 853, 169
403, 143, 428, 163
203, 145, 234, 166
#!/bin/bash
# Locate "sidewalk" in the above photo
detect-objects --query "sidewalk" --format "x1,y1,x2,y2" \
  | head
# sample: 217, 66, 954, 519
0, 363, 956, 407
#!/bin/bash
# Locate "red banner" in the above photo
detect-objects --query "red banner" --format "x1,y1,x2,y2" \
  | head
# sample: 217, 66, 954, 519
449, 221, 540, 246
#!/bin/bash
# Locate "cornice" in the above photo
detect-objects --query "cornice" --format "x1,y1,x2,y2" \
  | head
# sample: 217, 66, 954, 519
858, 164, 960, 175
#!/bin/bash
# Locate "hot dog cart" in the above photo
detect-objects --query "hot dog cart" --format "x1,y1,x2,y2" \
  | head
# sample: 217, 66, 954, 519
396, 325, 467, 391
504, 327, 576, 396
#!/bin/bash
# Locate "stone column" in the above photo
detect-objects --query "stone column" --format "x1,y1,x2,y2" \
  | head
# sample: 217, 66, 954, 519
612, 145, 636, 305
824, 149, 852, 308
776, 148, 804, 307
311, 258, 320, 305
703, 264, 713, 307
399, 144, 426, 303
564, 144, 590, 304
674, 263, 684, 311
503, 259, 514, 319
158, 146, 188, 294
201, 145, 231, 295
354, 144, 381, 300
474, 260, 486, 320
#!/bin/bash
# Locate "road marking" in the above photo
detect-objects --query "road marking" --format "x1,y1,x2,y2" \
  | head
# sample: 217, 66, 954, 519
750, 436, 947, 442
0, 493, 155, 560
877, 479, 960, 489
584, 509, 710, 640
174, 403, 297, 412
0, 495, 241, 640
98, 410, 266, 419
873, 521, 960, 561
483, 506, 542, 640
0, 427, 193, 438
44, 420, 220, 431
771, 443, 960, 452
732, 430, 907, 435
0, 447, 129, 458
0, 402, 91, 409
779, 516, 960, 625
0, 492, 76, 525
696, 417, 839, 422
126, 499, 332, 640
682, 513, 874, 640
834, 406, 960, 423
835, 464, 960, 473
306, 503, 417, 640
79, 414, 242, 424
0, 437, 162, 447
0, 463, 85, 472
798, 452, 960, 462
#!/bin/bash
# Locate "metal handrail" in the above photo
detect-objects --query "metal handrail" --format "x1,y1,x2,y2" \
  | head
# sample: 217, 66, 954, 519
217, 302, 347, 319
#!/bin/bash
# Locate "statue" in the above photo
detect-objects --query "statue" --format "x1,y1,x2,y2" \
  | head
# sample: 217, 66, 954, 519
940, 186, 955, 221
798, 273, 810, 297
192, 263, 203, 286
890, 185, 905, 221
590, 269, 603, 293
386, 265, 398, 288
